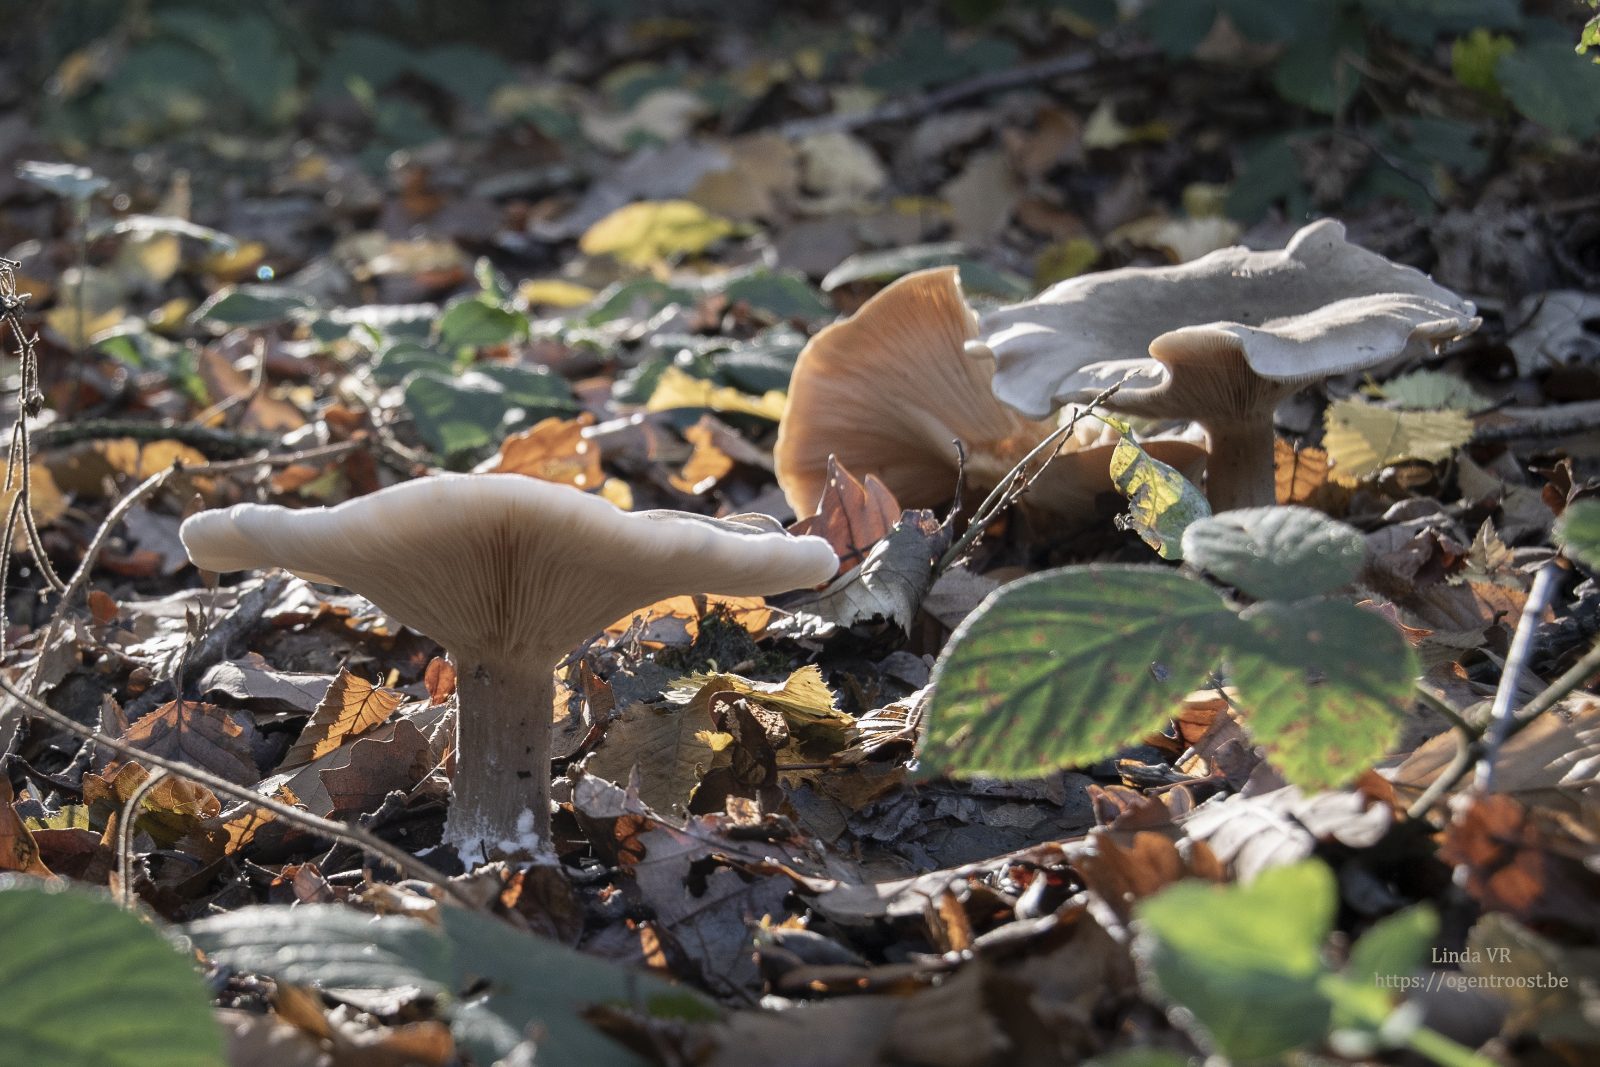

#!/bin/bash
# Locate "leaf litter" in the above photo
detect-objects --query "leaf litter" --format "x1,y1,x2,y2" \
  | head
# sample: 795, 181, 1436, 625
0, 4, 1598, 1066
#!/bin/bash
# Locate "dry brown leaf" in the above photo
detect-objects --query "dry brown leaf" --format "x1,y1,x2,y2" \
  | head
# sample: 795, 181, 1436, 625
1442, 793, 1600, 937
424, 657, 457, 705
320, 719, 434, 818
481, 413, 603, 490
0, 463, 67, 551
669, 416, 735, 495
584, 702, 732, 815
282, 670, 404, 768
605, 593, 773, 645
789, 456, 900, 575
45, 438, 211, 497
213, 784, 303, 856
1274, 439, 1344, 509
0, 778, 53, 878
117, 701, 261, 786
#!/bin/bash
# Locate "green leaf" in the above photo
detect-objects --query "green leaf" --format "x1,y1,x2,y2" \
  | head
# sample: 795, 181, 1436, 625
191, 284, 316, 328
372, 340, 452, 386
1181, 506, 1366, 601
436, 297, 529, 348
1228, 599, 1416, 789
1344, 905, 1438, 990
1271, 1, 1367, 114
91, 215, 238, 250
718, 269, 831, 321
1136, 862, 1336, 1062
1110, 436, 1211, 560
1556, 498, 1600, 568
0, 878, 224, 1067
1364, 369, 1492, 412
919, 566, 1235, 779
1226, 132, 1310, 223
475, 364, 579, 417
188, 903, 712, 1066
402, 371, 507, 456
1452, 29, 1516, 94
819, 243, 1031, 299
1496, 40, 1600, 138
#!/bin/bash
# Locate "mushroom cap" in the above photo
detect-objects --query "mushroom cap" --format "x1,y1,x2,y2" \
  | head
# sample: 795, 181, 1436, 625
774, 267, 1051, 518
181, 474, 839, 661
977, 219, 1480, 421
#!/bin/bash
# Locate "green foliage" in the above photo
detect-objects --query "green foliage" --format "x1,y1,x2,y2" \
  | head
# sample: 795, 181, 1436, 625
192, 284, 316, 329
1180, 506, 1365, 600
920, 507, 1415, 790
404, 364, 578, 458
188, 902, 715, 1066
1135, 862, 1482, 1065
1556, 498, 1600, 568
0, 878, 225, 1067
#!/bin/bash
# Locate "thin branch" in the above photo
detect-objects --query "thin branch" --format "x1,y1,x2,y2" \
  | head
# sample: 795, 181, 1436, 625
0, 675, 478, 910
935, 385, 1120, 575
1477, 561, 1562, 792
118, 766, 168, 910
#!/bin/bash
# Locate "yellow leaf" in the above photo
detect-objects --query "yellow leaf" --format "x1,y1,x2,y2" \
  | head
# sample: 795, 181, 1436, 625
668, 416, 734, 495
600, 477, 634, 510
1323, 399, 1473, 486
1109, 435, 1210, 560
645, 365, 787, 421
579, 200, 735, 268
0, 465, 67, 551
202, 241, 267, 283
517, 278, 598, 308
667, 665, 855, 734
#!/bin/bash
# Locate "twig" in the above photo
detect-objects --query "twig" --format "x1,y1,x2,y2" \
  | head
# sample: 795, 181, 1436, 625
935, 386, 1120, 575
27, 419, 281, 456
118, 766, 168, 910
1477, 561, 1561, 792
56, 468, 174, 615
777, 48, 1142, 138
0, 674, 478, 910
1471, 400, 1600, 444
1506, 633, 1600, 730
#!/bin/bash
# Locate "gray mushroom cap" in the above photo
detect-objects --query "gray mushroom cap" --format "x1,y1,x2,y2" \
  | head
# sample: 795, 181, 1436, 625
976, 219, 1480, 421
180, 473, 839, 660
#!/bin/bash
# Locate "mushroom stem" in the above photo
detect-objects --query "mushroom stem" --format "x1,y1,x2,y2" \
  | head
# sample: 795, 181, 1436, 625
1200, 417, 1279, 512
444, 650, 557, 855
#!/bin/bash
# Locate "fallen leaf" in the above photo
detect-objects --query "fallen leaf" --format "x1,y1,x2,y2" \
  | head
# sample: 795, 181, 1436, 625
117, 701, 261, 786
669, 416, 735, 495
480, 413, 604, 490
645, 365, 787, 421
789, 456, 901, 575
579, 200, 735, 268
667, 665, 854, 735
0, 779, 53, 878
282, 670, 404, 769
320, 720, 434, 817
1322, 399, 1473, 486
584, 702, 731, 815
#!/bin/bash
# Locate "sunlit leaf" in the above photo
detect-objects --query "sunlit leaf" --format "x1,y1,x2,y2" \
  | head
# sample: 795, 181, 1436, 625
1556, 498, 1600, 568
1322, 399, 1473, 485
579, 200, 735, 268
282, 670, 404, 769
1109, 436, 1211, 559
919, 566, 1235, 779
645, 365, 786, 420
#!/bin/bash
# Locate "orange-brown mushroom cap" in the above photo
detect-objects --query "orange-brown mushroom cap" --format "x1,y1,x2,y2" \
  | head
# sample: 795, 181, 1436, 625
774, 267, 1052, 518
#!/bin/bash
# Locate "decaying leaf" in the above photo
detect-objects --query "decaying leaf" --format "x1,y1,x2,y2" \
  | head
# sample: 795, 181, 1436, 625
282, 670, 405, 769
667, 665, 855, 735
1109, 434, 1210, 559
583, 701, 732, 814
116, 701, 261, 786
1322, 399, 1473, 486
789, 456, 901, 574
479, 413, 604, 490
669, 417, 736, 495
0, 779, 53, 878
645, 365, 787, 421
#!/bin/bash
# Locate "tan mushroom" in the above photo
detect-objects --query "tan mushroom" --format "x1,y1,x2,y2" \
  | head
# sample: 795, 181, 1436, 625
774, 267, 1205, 521
974, 219, 1479, 511
180, 474, 837, 857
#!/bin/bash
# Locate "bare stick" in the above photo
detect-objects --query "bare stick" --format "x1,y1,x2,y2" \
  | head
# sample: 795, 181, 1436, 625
0, 675, 478, 909
935, 385, 1121, 575
1477, 561, 1561, 792
118, 766, 168, 910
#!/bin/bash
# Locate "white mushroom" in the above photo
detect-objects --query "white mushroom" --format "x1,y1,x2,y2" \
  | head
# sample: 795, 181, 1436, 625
180, 474, 837, 857
774, 267, 1205, 521
974, 220, 1480, 510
